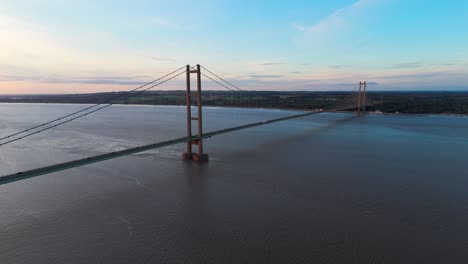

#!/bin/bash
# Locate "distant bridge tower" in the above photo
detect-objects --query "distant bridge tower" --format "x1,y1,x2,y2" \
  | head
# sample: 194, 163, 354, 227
357, 81, 368, 114
182, 64, 209, 162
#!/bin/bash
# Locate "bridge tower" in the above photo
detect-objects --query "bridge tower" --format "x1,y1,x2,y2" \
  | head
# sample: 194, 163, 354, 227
357, 81, 368, 114
182, 64, 209, 162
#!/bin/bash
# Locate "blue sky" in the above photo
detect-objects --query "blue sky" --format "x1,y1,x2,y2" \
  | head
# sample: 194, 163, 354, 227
0, 0, 467, 93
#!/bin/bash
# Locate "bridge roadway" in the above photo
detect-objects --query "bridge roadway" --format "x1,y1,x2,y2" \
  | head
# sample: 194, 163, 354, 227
0, 107, 359, 186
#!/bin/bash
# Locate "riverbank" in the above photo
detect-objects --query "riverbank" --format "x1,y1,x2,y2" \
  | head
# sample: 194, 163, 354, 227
0, 91, 467, 115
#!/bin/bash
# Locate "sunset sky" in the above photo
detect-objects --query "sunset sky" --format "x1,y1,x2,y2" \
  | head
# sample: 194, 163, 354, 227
1, 0, 467, 94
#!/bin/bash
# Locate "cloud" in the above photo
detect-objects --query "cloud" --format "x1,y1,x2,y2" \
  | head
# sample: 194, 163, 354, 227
151, 57, 176, 62
292, 23, 306, 32
0, 74, 148, 85
52, 78, 146, 85
392, 62, 423, 69
330, 65, 351, 69
435, 61, 462, 66
310, 81, 378, 87
3, 67, 467, 92
258, 62, 283, 66
0, 15, 73, 65
439, 63, 456, 66
0, 14, 179, 87
207, 76, 381, 91
249, 75, 282, 79
375, 70, 453, 80
294, 0, 380, 33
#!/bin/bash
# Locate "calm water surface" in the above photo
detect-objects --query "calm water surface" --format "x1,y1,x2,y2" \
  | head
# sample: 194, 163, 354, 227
0, 103, 467, 263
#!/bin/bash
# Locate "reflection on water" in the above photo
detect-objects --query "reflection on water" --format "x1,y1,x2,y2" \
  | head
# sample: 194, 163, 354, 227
0, 104, 467, 263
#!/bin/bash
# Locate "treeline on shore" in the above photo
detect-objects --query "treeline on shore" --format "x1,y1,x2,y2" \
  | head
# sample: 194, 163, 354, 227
0, 91, 467, 115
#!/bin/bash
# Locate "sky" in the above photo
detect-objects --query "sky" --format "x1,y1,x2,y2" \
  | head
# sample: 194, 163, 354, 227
0, 0, 467, 94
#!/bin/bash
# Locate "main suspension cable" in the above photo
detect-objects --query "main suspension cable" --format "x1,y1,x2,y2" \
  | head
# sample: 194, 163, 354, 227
200, 65, 245, 92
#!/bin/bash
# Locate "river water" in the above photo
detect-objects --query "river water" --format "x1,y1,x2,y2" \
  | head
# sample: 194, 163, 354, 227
0, 104, 467, 263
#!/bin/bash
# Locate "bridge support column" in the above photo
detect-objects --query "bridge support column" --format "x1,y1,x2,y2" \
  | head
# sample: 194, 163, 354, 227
182, 64, 209, 162
357, 81, 367, 114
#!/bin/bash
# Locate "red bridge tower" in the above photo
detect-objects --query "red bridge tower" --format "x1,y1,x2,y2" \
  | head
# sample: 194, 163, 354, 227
182, 64, 209, 162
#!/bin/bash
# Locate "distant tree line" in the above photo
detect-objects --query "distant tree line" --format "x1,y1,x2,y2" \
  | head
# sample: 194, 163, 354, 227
0, 91, 467, 115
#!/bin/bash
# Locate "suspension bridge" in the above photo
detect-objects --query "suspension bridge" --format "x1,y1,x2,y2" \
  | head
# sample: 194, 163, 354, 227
0, 64, 370, 186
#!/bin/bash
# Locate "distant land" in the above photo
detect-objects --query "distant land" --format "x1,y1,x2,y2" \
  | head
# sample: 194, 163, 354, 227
0, 91, 467, 115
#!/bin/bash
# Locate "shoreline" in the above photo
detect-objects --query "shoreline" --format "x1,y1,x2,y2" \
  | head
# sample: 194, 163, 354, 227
318, 110, 468, 118
0, 102, 466, 117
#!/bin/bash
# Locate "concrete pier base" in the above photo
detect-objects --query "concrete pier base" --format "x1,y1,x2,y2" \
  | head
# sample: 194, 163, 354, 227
192, 153, 209, 162
181, 153, 193, 161
182, 153, 209, 162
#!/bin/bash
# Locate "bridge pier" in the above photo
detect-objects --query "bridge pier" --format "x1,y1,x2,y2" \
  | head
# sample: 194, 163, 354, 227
182, 64, 209, 162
